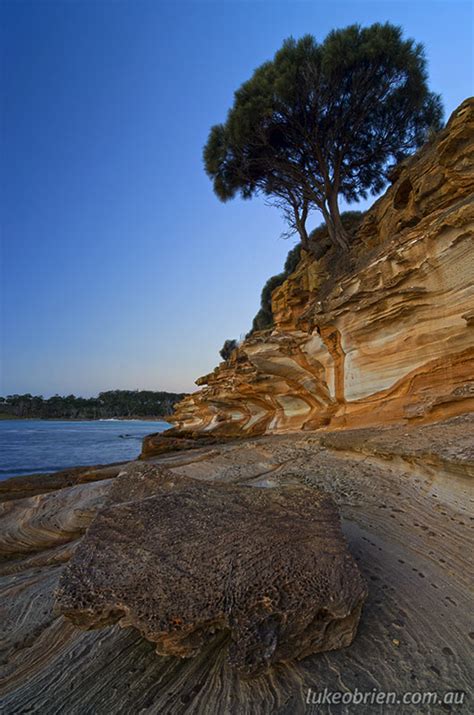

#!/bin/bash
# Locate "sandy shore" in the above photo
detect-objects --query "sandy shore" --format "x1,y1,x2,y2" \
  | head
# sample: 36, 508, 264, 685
0, 415, 472, 713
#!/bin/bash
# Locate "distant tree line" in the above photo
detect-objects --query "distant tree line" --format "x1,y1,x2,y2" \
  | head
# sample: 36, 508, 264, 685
0, 390, 187, 420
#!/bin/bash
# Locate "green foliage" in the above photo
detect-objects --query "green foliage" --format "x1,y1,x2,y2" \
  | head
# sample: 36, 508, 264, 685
219, 339, 238, 361
0, 391, 187, 420
250, 307, 272, 333
257, 273, 287, 328
284, 243, 302, 274
204, 23, 443, 249
249, 210, 364, 334
249, 244, 303, 334
250, 277, 283, 333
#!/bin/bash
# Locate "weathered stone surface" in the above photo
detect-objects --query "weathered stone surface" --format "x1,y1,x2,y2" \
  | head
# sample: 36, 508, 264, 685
166, 100, 474, 444
2, 416, 474, 713
0, 480, 112, 560
0, 462, 123, 503
140, 427, 228, 459
55, 463, 367, 675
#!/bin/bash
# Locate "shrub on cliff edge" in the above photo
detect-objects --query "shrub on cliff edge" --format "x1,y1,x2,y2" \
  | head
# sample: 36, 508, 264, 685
219, 339, 238, 361
249, 211, 364, 334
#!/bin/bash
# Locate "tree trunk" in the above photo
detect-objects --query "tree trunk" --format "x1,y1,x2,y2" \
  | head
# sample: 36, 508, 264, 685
297, 224, 310, 251
319, 203, 340, 251
292, 199, 310, 251
328, 193, 350, 252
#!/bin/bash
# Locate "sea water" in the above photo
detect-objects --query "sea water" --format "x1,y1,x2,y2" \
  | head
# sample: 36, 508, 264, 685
0, 419, 169, 479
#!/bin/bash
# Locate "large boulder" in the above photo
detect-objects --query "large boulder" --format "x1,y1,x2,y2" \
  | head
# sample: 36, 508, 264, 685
55, 463, 367, 675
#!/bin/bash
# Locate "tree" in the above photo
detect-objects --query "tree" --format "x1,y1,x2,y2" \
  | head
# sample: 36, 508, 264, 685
204, 23, 443, 252
219, 339, 238, 361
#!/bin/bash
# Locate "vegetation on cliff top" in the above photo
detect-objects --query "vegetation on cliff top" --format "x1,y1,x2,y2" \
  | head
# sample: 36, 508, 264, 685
219, 339, 238, 362
249, 242, 303, 334
204, 22, 442, 252
250, 210, 364, 334
218, 211, 364, 356
0, 391, 187, 420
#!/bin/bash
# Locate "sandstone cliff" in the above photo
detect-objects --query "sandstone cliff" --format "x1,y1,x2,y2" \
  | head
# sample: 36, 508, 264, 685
170, 99, 474, 438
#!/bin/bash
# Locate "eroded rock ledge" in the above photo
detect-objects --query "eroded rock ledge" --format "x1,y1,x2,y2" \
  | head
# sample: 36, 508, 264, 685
55, 463, 367, 675
163, 99, 473, 446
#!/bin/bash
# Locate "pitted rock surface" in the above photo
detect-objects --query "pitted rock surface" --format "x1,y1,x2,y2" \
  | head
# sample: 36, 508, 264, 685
55, 463, 367, 674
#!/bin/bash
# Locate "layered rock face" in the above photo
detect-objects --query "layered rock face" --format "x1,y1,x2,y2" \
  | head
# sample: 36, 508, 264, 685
55, 463, 367, 675
169, 100, 473, 440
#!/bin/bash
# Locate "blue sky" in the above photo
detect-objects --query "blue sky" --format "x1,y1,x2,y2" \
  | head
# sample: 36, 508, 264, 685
1, 1, 472, 396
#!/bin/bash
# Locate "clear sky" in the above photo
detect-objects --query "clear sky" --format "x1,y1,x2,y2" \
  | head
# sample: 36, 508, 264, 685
1, 0, 472, 396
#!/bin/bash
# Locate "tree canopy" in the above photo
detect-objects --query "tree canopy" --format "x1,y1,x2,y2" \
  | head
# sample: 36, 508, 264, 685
204, 23, 443, 251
